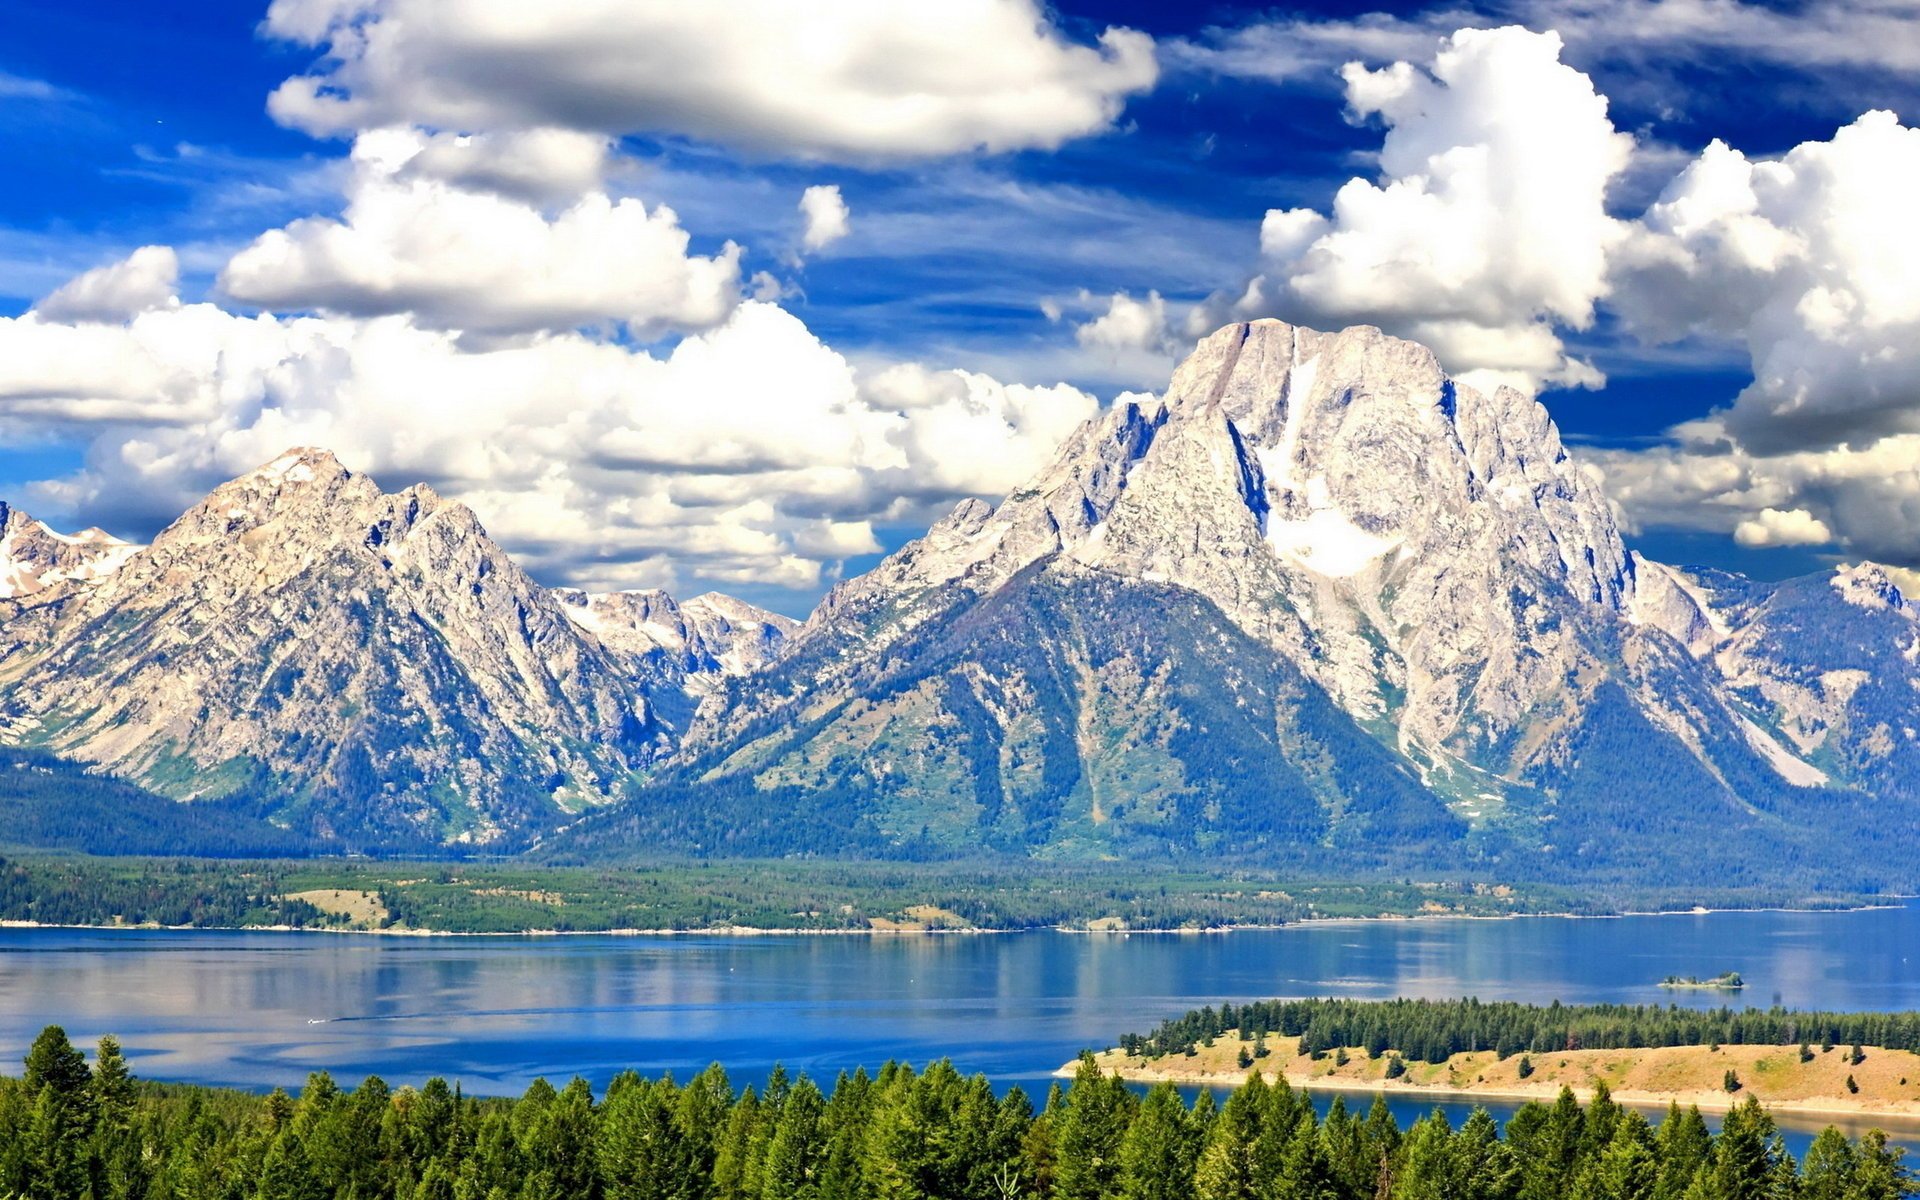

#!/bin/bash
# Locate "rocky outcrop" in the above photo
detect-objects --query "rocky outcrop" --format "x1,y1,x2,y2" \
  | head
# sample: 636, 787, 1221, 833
0, 503, 140, 600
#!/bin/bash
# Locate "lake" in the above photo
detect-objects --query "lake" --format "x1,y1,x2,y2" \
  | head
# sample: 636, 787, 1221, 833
5, 902, 1920, 1156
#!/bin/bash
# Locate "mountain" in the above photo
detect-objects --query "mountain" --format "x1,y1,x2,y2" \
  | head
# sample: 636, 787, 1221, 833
0, 450, 792, 850
1644, 562, 1920, 800
0, 503, 140, 600
5, 320, 1918, 886
566, 319, 1919, 885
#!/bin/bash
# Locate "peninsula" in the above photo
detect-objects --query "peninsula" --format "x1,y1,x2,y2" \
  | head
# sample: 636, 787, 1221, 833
1081, 998, 1920, 1119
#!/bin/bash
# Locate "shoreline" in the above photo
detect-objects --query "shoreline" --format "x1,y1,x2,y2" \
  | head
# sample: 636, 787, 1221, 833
1067, 1061, 1920, 1125
1, 898, 1906, 939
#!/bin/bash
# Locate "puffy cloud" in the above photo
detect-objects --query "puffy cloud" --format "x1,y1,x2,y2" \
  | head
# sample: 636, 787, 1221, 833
33, 246, 180, 323
219, 128, 741, 341
262, 0, 1157, 160
402, 127, 613, 205
1612, 111, 1920, 454
3, 254, 1096, 598
1257, 27, 1631, 394
798, 185, 851, 253
1076, 290, 1177, 355
1597, 112, 1920, 567
860, 362, 1098, 497
1596, 423, 1920, 568
1734, 507, 1834, 549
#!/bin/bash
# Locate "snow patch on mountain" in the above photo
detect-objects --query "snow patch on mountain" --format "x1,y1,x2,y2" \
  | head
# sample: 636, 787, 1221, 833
0, 503, 142, 600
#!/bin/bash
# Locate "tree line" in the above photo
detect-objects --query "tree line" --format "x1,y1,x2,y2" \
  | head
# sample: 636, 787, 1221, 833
1121, 998, 1920, 1064
1, 1026, 1912, 1200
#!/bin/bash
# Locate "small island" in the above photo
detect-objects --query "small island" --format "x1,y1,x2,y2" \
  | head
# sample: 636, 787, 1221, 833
1078, 997, 1920, 1118
1661, 971, 1746, 990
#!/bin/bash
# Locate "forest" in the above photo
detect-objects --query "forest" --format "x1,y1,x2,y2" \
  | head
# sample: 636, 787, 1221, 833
1, 1026, 1911, 1200
0, 851, 1879, 935
1121, 998, 1920, 1064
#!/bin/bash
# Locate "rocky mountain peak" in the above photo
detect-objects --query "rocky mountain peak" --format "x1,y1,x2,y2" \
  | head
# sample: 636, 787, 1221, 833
794, 318, 1640, 764
0, 502, 142, 600
1831, 562, 1915, 615
557, 585, 798, 680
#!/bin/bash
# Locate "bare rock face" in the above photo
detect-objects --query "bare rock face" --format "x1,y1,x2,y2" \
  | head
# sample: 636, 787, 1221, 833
0, 503, 140, 600
0, 450, 774, 847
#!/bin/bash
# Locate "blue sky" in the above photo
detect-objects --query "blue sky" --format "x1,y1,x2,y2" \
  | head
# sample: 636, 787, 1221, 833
3, 0, 1917, 612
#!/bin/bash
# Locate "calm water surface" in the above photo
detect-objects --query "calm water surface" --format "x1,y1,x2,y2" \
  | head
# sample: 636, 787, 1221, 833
4, 903, 1919, 1154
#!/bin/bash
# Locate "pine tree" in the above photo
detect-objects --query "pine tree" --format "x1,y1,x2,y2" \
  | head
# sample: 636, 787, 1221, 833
1799, 1127, 1855, 1200
1653, 1105, 1711, 1200
1587, 1113, 1657, 1200
259, 1130, 327, 1200
1845, 1129, 1912, 1200
1053, 1055, 1135, 1200
20, 1026, 94, 1200
1117, 1083, 1194, 1200
761, 1077, 823, 1200
1390, 1110, 1457, 1200
1193, 1080, 1264, 1200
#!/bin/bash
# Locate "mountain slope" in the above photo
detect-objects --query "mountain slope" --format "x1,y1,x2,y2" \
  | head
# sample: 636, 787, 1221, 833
571, 565, 1461, 861
1648, 562, 1920, 801
0, 450, 786, 849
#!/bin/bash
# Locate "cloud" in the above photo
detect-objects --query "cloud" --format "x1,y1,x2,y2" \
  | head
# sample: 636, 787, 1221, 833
1597, 427, 1920, 567
401, 127, 613, 205
0, 71, 69, 102
1733, 507, 1834, 549
798, 185, 850, 253
1612, 111, 1920, 454
33, 246, 180, 323
262, 0, 1158, 160
218, 128, 742, 340
2, 252, 1097, 599
1595, 111, 1920, 568
1253, 26, 1630, 394
1076, 290, 1177, 355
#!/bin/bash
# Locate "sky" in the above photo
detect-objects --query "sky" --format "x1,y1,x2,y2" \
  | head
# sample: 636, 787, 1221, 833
2, 0, 1917, 615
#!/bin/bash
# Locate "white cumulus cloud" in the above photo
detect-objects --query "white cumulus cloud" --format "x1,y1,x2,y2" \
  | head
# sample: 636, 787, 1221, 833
2, 253, 1097, 600
798, 185, 851, 253
218, 128, 742, 342
1261, 26, 1631, 394
34, 246, 181, 324
262, 0, 1158, 160
1613, 111, 1920, 453
1733, 507, 1835, 549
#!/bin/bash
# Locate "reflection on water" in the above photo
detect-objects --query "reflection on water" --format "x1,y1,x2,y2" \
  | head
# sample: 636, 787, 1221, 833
2, 902, 1918, 1157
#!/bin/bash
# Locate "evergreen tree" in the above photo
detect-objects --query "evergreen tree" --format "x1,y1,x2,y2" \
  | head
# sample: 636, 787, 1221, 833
1193, 1078, 1264, 1200
1118, 1084, 1196, 1200
21, 1026, 94, 1200
761, 1077, 823, 1200
1654, 1105, 1712, 1200
259, 1130, 328, 1200
1799, 1127, 1855, 1200
1844, 1130, 1911, 1200
1052, 1057, 1135, 1200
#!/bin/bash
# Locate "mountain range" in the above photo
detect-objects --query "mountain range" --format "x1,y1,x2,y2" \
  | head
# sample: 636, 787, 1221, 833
4, 320, 1916, 888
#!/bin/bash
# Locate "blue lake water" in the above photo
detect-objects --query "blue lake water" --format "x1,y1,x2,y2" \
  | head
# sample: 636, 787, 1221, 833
4, 903, 1920, 1156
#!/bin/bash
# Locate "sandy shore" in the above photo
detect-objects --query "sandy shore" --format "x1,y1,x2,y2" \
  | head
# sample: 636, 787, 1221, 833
1, 897, 1903, 938
1068, 1035, 1920, 1124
